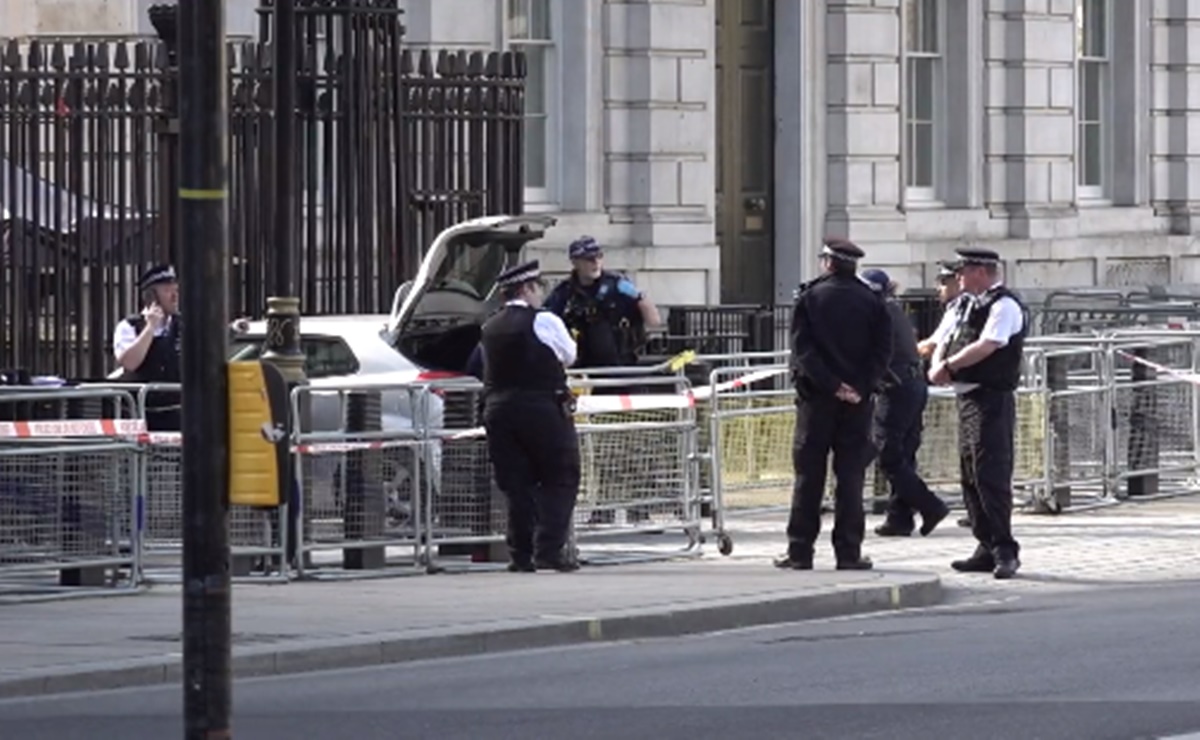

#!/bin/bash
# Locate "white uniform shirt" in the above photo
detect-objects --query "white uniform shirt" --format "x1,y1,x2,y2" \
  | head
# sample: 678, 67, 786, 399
505, 299, 577, 367
929, 294, 968, 347
112, 314, 176, 361
943, 284, 1024, 394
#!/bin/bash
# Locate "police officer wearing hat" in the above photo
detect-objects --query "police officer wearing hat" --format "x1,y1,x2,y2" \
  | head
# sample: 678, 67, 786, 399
113, 264, 182, 431
479, 260, 582, 573
775, 239, 893, 571
917, 260, 967, 360
917, 259, 975, 528
544, 236, 660, 371
929, 247, 1028, 579
860, 269, 950, 539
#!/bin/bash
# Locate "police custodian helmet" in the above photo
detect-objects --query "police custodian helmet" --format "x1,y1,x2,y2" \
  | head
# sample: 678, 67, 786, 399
496, 260, 542, 288
138, 264, 177, 292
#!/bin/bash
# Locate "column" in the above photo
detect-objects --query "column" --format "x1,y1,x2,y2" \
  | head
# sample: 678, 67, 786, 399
983, 0, 1076, 238
602, 0, 719, 301
775, 0, 825, 295
1151, 0, 1200, 234
824, 0, 905, 250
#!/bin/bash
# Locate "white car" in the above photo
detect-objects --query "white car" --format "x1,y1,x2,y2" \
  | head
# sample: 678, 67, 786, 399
226, 214, 557, 527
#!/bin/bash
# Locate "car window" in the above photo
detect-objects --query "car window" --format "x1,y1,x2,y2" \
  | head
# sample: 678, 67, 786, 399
432, 240, 508, 300
228, 336, 360, 379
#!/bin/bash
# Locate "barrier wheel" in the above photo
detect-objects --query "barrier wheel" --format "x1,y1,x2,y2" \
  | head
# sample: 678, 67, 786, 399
717, 534, 734, 556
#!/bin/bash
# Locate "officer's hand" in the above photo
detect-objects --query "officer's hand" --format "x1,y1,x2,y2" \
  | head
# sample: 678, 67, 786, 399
928, 362, 951, 386
143, 303, 166, 331
835, 383, 861, 404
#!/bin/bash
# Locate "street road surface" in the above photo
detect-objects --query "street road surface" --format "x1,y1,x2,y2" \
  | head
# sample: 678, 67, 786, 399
3, 582, 1200, 739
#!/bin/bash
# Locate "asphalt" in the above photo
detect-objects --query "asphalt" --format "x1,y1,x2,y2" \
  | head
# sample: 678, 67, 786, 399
4, 582, 1200, 739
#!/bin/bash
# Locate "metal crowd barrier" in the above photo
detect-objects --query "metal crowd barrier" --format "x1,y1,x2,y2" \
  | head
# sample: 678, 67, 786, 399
0, 387, 140, 600
569, 374, 703, 565
411, 373, 704, 572
289, 381, 428, 580
701, 330, 1200, 555
5, 329, 1194, 590
128, 382, 288, 584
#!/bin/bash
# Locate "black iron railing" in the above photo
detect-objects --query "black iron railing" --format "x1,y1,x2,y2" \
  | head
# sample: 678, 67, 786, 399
1, 0, 524, 378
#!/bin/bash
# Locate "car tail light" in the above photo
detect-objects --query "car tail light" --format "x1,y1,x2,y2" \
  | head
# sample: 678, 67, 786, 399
416, 370, 462, 397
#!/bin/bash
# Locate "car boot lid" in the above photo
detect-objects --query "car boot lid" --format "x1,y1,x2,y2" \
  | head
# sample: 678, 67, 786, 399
384, 214, 556, 343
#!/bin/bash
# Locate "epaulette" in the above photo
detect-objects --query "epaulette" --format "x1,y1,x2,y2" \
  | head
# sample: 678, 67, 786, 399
791, 274, 826, 301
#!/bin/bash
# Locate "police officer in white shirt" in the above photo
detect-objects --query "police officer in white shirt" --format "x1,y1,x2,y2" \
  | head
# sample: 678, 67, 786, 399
917, 260, 976, 529
113, 264, 252, 430
917, 260, 966, 360
928, 248, 1028, 580
113, 264, 183, 430
478, 260, 582, 573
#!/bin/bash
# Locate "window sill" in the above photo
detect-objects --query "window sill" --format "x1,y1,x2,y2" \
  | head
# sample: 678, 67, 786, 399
1076, 197, 1113, 209
903, 198, 945, 212
522, 200, 561, 214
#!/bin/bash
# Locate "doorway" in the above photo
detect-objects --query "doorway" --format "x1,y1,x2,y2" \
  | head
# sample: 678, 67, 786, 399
715, 0, 776, 305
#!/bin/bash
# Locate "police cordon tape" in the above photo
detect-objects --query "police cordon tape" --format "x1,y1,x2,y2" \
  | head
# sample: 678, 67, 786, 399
0, 366, 792, 454
439, 366, 790, 442
1114, 349, 1200, 384
0, 418, 180, 446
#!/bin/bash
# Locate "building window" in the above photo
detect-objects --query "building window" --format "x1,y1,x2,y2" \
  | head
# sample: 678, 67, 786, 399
1077, 0, 1108, 197
904, 0, 940, 201
506, 0, 554, 203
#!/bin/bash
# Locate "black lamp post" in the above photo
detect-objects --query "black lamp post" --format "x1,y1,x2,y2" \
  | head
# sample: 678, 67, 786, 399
150, 2, 234, 737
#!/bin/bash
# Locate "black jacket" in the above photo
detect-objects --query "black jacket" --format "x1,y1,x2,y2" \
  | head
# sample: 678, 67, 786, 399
790, 272, 893, 399
883, 299, 922, 383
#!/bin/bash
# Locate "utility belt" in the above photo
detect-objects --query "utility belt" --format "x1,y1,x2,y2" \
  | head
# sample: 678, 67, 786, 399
484, 387, 576, 418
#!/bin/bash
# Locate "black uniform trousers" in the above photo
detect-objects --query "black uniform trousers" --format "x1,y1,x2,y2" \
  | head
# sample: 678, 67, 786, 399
786, 393, 875, 562
957, 387, 1020, 562
483, 391, 581, 564
145, 406, 181, 432
875, 375, 945, 528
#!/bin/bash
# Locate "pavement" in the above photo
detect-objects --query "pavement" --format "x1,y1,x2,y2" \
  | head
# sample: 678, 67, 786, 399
710, 495, 1200, 597
1, 494, 1197, 700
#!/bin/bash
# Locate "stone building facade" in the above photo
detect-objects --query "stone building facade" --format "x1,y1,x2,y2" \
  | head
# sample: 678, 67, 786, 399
10, 0, 1200, 305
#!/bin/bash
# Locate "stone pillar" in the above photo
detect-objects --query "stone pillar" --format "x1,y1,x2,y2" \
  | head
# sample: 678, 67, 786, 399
983, 0, 1077, 239
603, 0, 720, 302
823, 0, 904, 253
774, 0, 825, 295
1151, 0, 1200, 234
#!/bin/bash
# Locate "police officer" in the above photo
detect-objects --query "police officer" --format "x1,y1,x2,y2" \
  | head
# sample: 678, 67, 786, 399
917, 260, 966, 360
929, 247, 1027, 580
479, 260, 582, 573
775, 239, 893, 571
544, 236, 660, 370
860, 269, 950, 538
112, 264, 182, 431
917, 260, 975, 528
